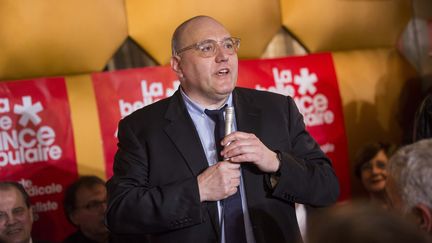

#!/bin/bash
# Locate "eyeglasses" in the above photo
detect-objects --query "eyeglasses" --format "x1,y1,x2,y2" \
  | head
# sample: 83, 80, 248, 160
76, 200, 106, 211
175, 37, 240, 58
0, 207, 28, 223
361, 160, 387, 171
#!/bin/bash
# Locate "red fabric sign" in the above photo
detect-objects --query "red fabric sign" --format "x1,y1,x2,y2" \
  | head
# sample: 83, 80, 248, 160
93, 54, 351, 200
92, 67, 179, 178
0, 78, 77, 242
238, 54, 350, 200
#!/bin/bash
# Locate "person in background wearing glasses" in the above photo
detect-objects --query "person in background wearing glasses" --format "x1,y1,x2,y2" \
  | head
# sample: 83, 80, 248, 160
353, 142, 395, 208
106, 15, 339, 243
0, 181, 52, 243
63, 176, 108, 243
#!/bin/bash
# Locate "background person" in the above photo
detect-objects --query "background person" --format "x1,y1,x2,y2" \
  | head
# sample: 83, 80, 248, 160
387, 138, 432, 235
63, 176, 108, 243
353, 141, 395, 208
305, 202, 431, 243
0, 181, 51, 243
106, 15, 339, 243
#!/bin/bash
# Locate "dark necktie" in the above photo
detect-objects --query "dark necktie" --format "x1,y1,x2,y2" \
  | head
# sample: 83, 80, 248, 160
204, 105, 247, 243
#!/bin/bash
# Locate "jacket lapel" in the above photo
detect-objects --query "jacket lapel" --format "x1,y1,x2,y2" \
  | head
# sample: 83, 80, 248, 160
233, 88, 261, 136
163, 91, 208, 176
163, 90, 221, 238
233, 88, 264, 233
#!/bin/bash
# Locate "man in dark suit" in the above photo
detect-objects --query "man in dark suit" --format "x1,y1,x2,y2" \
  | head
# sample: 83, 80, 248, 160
106, 15, 340, 243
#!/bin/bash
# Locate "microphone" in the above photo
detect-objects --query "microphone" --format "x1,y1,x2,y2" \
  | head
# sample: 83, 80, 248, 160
225, 106, 234, 136
224, 106, 234, 162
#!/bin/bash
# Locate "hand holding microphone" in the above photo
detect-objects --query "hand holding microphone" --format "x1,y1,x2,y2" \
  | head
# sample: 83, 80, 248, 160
222, 106, 280, 173
197, 106, 240, 201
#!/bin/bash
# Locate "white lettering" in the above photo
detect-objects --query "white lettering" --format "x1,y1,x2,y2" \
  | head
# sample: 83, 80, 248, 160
0, 126, 58, 151
37, 126, 55, 146
141, 80, 163, 105
0, 99, 10, 113
296, 96, 314, 114
48, 145, 62, 160
118, 99, 144, 118
18, 178, 32, 188
294, 94, 330, 115
320, 143, 335, 153
165, 81, 181, 97
314, 94, 328, 112
303, 110, 335, 126
1, 130, 18, 151
32, 201, 58, 213
0, 144, 62, 167
118, 80, 180, 120
0, 152, 7, 166
18, 128, 36, 148
272, 67, 292, 84
0, 116, 12, 131
27, 183, 63, 197
324, 110, 334, 124
8, 150, 20, 165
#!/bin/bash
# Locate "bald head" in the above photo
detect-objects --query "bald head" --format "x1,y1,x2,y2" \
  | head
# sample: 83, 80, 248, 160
169, 15, 238, 108
171, 16, 227, 56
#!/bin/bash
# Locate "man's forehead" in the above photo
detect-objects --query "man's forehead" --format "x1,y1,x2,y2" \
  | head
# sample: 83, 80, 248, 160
76, 184, 106, 202
0, 188, 26, 209
180, 18, 230, 43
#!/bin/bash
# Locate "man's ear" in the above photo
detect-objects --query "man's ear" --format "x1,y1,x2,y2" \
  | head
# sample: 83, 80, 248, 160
170, 56, 183, 79
413, 204, 432, 233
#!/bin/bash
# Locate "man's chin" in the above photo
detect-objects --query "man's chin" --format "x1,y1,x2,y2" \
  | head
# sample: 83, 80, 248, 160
3, 234, 28, 243
216, 85, 235, 97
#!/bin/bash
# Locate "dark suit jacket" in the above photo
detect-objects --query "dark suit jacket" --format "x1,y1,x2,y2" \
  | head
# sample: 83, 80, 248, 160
33, 239, 54, 243
63, 230, 99, 243
106, 87, 340, 243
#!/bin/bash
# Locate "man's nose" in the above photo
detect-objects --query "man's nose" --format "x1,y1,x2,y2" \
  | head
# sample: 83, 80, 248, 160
5, 214, 17, 226
215, 45, 229, 63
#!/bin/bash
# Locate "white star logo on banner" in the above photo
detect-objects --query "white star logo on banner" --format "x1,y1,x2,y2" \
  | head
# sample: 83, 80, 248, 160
294, 68, 318, 95
13, 96, 43, 126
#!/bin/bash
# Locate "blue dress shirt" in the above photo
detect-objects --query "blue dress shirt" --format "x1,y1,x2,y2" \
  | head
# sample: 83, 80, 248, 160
180, 89, 256, 243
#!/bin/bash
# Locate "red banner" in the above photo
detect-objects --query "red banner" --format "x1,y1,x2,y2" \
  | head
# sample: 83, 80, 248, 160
237, 54, 350, 200
92, 67, 179, 178
0, 78, 77, 242
93, 54, 351, 200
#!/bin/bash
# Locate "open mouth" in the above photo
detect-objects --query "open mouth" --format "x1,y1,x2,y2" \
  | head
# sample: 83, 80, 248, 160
216, 68, 230, 76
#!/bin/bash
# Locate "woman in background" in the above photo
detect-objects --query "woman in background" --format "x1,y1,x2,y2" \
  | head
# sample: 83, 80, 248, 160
354, 142, 395, 208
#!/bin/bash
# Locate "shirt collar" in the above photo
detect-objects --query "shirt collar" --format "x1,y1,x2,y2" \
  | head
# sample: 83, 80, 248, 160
180, 88, 233, 114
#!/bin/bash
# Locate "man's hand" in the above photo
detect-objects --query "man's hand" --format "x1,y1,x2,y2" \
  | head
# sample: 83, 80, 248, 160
197, 161, 241, 202
221, 131, 280, 173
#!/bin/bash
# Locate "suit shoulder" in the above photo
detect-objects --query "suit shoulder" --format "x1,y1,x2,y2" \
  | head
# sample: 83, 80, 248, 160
120, 96, 171, 127
235, 87, 292, 103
